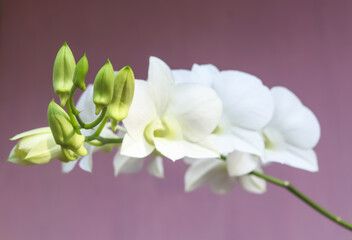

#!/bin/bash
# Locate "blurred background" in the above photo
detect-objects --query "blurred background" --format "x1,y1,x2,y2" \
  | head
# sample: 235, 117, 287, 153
1, 0, 352, 239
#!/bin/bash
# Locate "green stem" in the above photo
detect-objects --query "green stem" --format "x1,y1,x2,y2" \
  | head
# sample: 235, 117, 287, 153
69, 86, 107, 129
69, 86, 80, 115
66, 100, 80, 132
87, 137, 123, 147
97, 136, 123, 144
79, 107, 107, 129
85, 116, 109, 141
250, 170, 352, 231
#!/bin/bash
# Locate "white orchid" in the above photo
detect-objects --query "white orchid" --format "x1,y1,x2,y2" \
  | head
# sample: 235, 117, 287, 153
113, 150, 164, 178
62, 84, 118, 173
120, 57, 222, 161
173, 64, 273, 193
185, 151, 266, 194
173, 64, 274, 157
261, 87, 321, 172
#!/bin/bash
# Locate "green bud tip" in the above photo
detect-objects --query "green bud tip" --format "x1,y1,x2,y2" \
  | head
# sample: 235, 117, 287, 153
107, 65, 135, 122
53, 42, 76, 106
93, 59, 115, 114
73, 53, 89, 91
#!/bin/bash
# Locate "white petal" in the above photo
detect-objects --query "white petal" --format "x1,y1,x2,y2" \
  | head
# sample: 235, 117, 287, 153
154, 137, 185, 161
167, 83, 222, 142
148, 57, 174, 114
238, 168, 266, 194
263, 146, 318, 172
100, 126, 118, 138
183, 139, 219, 159
62, 159, 79, 173
10, 127, 51, 140
213, 70, 274, 130
184, 158, 226, 192
183, 157, 197, 165
227, 151, 260, 177
269, 86, 320, 149
172, 69, 192, 84
79, 154, 93, 173
211, 125, 265, 156
76, 84, 98, 123
123, 80, 158, 139
210, 173, 236, 194
113, 151, 144, 177
154, 136, 218, 161
147, 156, 164, 178
120, 133, 155, 158
190, 64, 219, 87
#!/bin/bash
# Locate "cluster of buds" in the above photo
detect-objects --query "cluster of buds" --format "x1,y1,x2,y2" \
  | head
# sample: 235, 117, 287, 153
9, 42, 135, 165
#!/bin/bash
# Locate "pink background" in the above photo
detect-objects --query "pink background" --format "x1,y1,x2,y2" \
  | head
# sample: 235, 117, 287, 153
1, 0, 352, 239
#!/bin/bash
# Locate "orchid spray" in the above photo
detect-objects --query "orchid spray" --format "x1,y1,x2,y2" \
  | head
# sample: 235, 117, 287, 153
7, 43, 352, 231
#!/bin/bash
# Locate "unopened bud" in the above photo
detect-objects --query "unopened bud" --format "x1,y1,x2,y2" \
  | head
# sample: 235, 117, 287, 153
73, 54, 89, 91
47, 100, 87, 160
8, 127, 64, 165
108, 66, 135, 131
93, 59, 114, 114
53, 42, 76, 106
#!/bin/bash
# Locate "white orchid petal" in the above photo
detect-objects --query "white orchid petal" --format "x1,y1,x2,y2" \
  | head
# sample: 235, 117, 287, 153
120, 133, 155, 158
172, 69, 192, 84
210, 173, 235, 194
208, 133, 238, 155
183, 139, 219, 159
227, 151, 260, 177
100, 127, 118, 138
154, 137, 185, 161
147, 156, 164, 178
190, 64, 219, 87
238, 168, 266, 194
113, 151, 144, 176
62, 159, 79, 173
79, 155, 93, 173
212, 126, 265, 156
270, 86, 320, 149
123, 80, 158, 139
184, 158, 226, 192
213, 70, 273, 130
167, 83, 222, 142
183, 157, 197, 165
148, 57, 174, 114
263, 146, 318, 172
76, 84, 98, 123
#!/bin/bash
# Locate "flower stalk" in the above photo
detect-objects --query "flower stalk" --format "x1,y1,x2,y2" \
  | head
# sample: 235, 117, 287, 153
250, 170, 352, 231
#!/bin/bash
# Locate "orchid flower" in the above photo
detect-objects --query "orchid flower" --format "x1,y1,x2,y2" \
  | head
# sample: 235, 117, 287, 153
184, 151, 266, 194
113, 150, 164, 178
173, 64, 273, 193
120, 57, 222, 161
261, 87, 321, 172
62, 84, 118, 173
173, 64, 274, 157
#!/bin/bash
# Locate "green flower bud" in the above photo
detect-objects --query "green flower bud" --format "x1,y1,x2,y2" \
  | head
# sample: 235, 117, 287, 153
7, 127, 68, 165
53, 42, 76, 106
73, 54, 89, 91
93, 59, 114, 114
108, 66, 135, 131
47, 100, 87, 160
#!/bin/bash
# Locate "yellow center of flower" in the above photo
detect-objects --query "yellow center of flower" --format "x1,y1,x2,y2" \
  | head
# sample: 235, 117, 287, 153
144, 117, 182, 145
